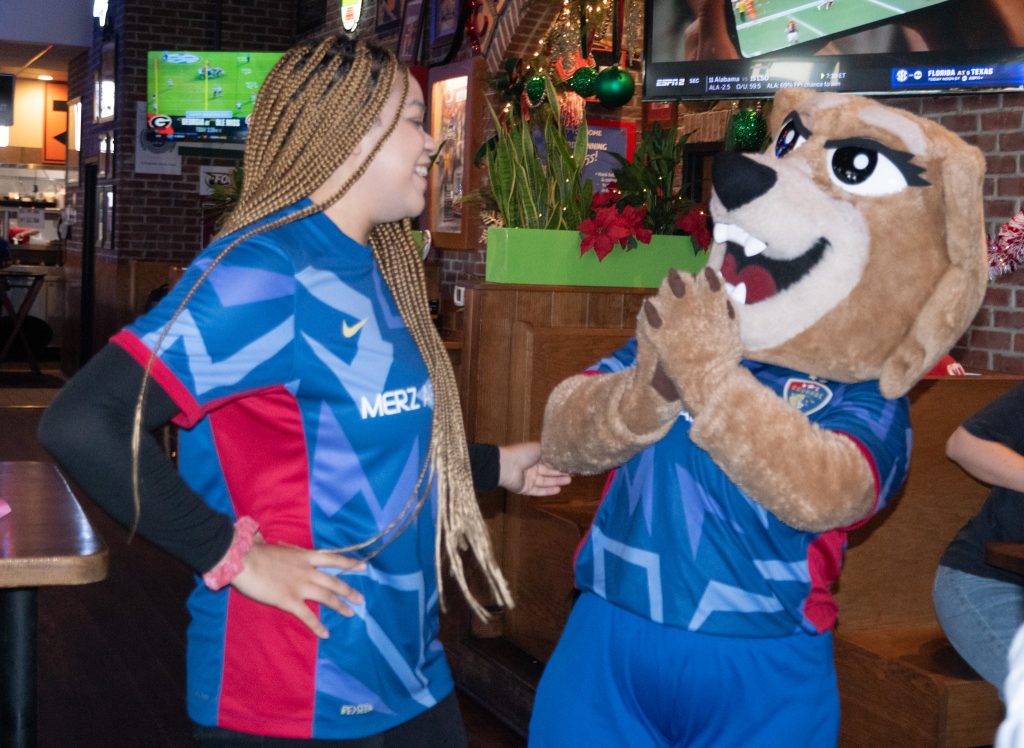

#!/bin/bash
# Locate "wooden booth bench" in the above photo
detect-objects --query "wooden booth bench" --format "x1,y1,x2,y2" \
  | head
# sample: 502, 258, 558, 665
445, 282, 1015, 744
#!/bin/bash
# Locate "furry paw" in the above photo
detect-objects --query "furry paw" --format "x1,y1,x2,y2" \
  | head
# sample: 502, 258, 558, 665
638, 267, 743, 414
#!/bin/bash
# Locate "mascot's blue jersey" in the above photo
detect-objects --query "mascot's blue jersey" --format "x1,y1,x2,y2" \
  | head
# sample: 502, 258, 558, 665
113, 200, 451, 739
574, 339, 911, 638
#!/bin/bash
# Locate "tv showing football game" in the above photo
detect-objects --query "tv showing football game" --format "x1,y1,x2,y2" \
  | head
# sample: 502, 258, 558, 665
644, 0, 1024, 100
146, 51, 284, 142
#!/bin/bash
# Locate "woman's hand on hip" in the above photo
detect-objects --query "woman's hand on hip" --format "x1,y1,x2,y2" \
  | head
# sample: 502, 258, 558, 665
230, 538, 366, 638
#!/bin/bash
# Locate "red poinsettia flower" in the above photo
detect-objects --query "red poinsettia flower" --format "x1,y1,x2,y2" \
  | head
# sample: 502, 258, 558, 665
590, 182, 622, 209
675, 207, 712, 251
619, 204, 652, 245
579, 205, 634, 261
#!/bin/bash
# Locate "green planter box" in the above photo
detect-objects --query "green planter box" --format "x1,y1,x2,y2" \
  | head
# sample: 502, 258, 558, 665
485, 228, 708, 288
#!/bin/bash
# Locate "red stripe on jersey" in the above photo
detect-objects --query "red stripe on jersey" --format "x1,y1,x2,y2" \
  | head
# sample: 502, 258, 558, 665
210, 388, 320, 737
832, 431, 882, 532
110, 330, 204, 427
804, 431, 882, 633
804, 529, 846, 633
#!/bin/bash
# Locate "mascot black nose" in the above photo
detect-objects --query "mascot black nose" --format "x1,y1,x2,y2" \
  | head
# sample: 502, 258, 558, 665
712, 151, 777, 211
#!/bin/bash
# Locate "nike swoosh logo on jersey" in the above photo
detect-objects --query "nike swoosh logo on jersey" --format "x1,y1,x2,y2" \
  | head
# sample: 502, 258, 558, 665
342, 318, 368, 338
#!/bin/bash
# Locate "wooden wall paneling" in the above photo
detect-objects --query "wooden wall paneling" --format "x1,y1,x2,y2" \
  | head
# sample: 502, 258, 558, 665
472, 286, 518, 443
550, 289, 589, 327
623, 291, 646, 323
514, 288, 554, 330
455, 285, 481, 432
503, 491, 582, 662
587, 290, 626, 328
500, 322, 635, 661
506, 321, 536, 443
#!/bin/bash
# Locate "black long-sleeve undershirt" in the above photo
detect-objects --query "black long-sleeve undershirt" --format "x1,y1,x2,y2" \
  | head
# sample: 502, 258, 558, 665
37, 344, 235, 572
37, 343, 502, 573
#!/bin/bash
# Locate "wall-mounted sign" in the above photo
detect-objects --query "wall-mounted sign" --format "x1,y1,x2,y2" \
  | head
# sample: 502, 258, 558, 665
199, 166, 235, 196
134, 101, 181, 175
583, 119, 637, 193
15, 209, 44, 231
340, 0, 362, 32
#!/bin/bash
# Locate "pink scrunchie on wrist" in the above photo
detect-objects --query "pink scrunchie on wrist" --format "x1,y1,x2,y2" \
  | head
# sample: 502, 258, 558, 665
202, 516, 259, 591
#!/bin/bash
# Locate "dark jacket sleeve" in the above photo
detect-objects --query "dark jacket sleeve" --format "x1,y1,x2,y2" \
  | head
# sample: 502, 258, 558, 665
37, 343, 234, 572
468, 442, 500, 492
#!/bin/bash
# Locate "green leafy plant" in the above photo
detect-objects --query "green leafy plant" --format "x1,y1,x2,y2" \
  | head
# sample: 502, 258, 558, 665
481, 78, 592, 230
576, 124, 712, 260
608, 123, 693, 235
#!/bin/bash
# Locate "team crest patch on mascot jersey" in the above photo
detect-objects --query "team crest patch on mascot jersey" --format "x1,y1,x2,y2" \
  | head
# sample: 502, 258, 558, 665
783, 378, 832, 415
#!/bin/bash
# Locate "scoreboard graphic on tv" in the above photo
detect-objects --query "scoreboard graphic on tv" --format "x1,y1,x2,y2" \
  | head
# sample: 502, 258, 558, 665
644, 0, 1024, 101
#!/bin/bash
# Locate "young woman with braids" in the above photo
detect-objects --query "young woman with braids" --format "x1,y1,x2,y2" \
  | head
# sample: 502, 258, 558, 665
38, 37, 566, 745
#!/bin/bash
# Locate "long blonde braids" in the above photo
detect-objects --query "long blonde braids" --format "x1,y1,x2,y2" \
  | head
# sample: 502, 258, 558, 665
130, 36, 511, 618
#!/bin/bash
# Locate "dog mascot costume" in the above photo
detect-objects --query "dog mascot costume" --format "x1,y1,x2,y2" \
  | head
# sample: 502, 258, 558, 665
528, 89, 989, 747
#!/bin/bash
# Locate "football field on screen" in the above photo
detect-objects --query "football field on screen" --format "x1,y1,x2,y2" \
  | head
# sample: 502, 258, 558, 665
733, 0, 950, 58
147, 51, 281, 118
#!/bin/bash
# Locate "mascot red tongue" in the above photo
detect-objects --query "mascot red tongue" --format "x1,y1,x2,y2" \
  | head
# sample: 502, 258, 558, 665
720, 252, 777, 304
531, 87, 990, 743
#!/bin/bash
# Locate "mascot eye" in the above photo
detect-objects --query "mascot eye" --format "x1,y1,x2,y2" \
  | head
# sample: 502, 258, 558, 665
774, 120, 807, 157
827, 146, 908, 196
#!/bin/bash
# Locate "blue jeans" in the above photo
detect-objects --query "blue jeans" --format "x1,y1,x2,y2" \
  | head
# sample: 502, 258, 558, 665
933, 564, 1024, 700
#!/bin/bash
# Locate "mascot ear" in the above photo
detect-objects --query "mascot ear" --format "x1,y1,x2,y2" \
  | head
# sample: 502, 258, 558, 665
878, 145, 988, 398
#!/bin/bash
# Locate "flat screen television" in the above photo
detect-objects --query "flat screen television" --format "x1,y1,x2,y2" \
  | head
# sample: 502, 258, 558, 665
146, 51, 284, 143
644, 0, 1024, 101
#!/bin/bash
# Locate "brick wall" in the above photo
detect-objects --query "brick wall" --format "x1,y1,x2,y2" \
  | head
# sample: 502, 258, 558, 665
113, 0, 294, 265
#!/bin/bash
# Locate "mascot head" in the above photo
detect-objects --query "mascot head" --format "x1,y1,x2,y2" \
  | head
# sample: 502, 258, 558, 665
708, 89, 988, 398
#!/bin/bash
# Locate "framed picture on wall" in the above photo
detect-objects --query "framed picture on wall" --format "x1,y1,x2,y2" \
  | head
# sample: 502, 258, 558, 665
376, 0, 404, 33
397, 0, 425, 64
425, 57, 484, 251
430, 0, 460, 51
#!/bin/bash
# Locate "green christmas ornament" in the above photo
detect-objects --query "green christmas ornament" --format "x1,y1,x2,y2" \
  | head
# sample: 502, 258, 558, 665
593, 67, 635, 108
569, 66, 599, 98
525, 74, 548, 104
727, 107, 768, 152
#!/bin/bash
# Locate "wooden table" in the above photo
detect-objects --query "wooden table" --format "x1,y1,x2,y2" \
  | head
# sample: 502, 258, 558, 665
986, 542, 1024, 577
0, 461, 108, 748
0, 269, 48, 374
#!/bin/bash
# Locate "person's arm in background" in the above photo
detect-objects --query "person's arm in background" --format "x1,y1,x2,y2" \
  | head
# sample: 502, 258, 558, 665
38, 344, 365, 638
469, 442, 570, 496
946, 383, 1024, 494
946, 427, 1024, 494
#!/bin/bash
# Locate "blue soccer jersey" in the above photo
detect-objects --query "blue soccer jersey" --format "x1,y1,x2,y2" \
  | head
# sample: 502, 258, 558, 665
113, 200, 451, 739
573, 338, 911, 638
